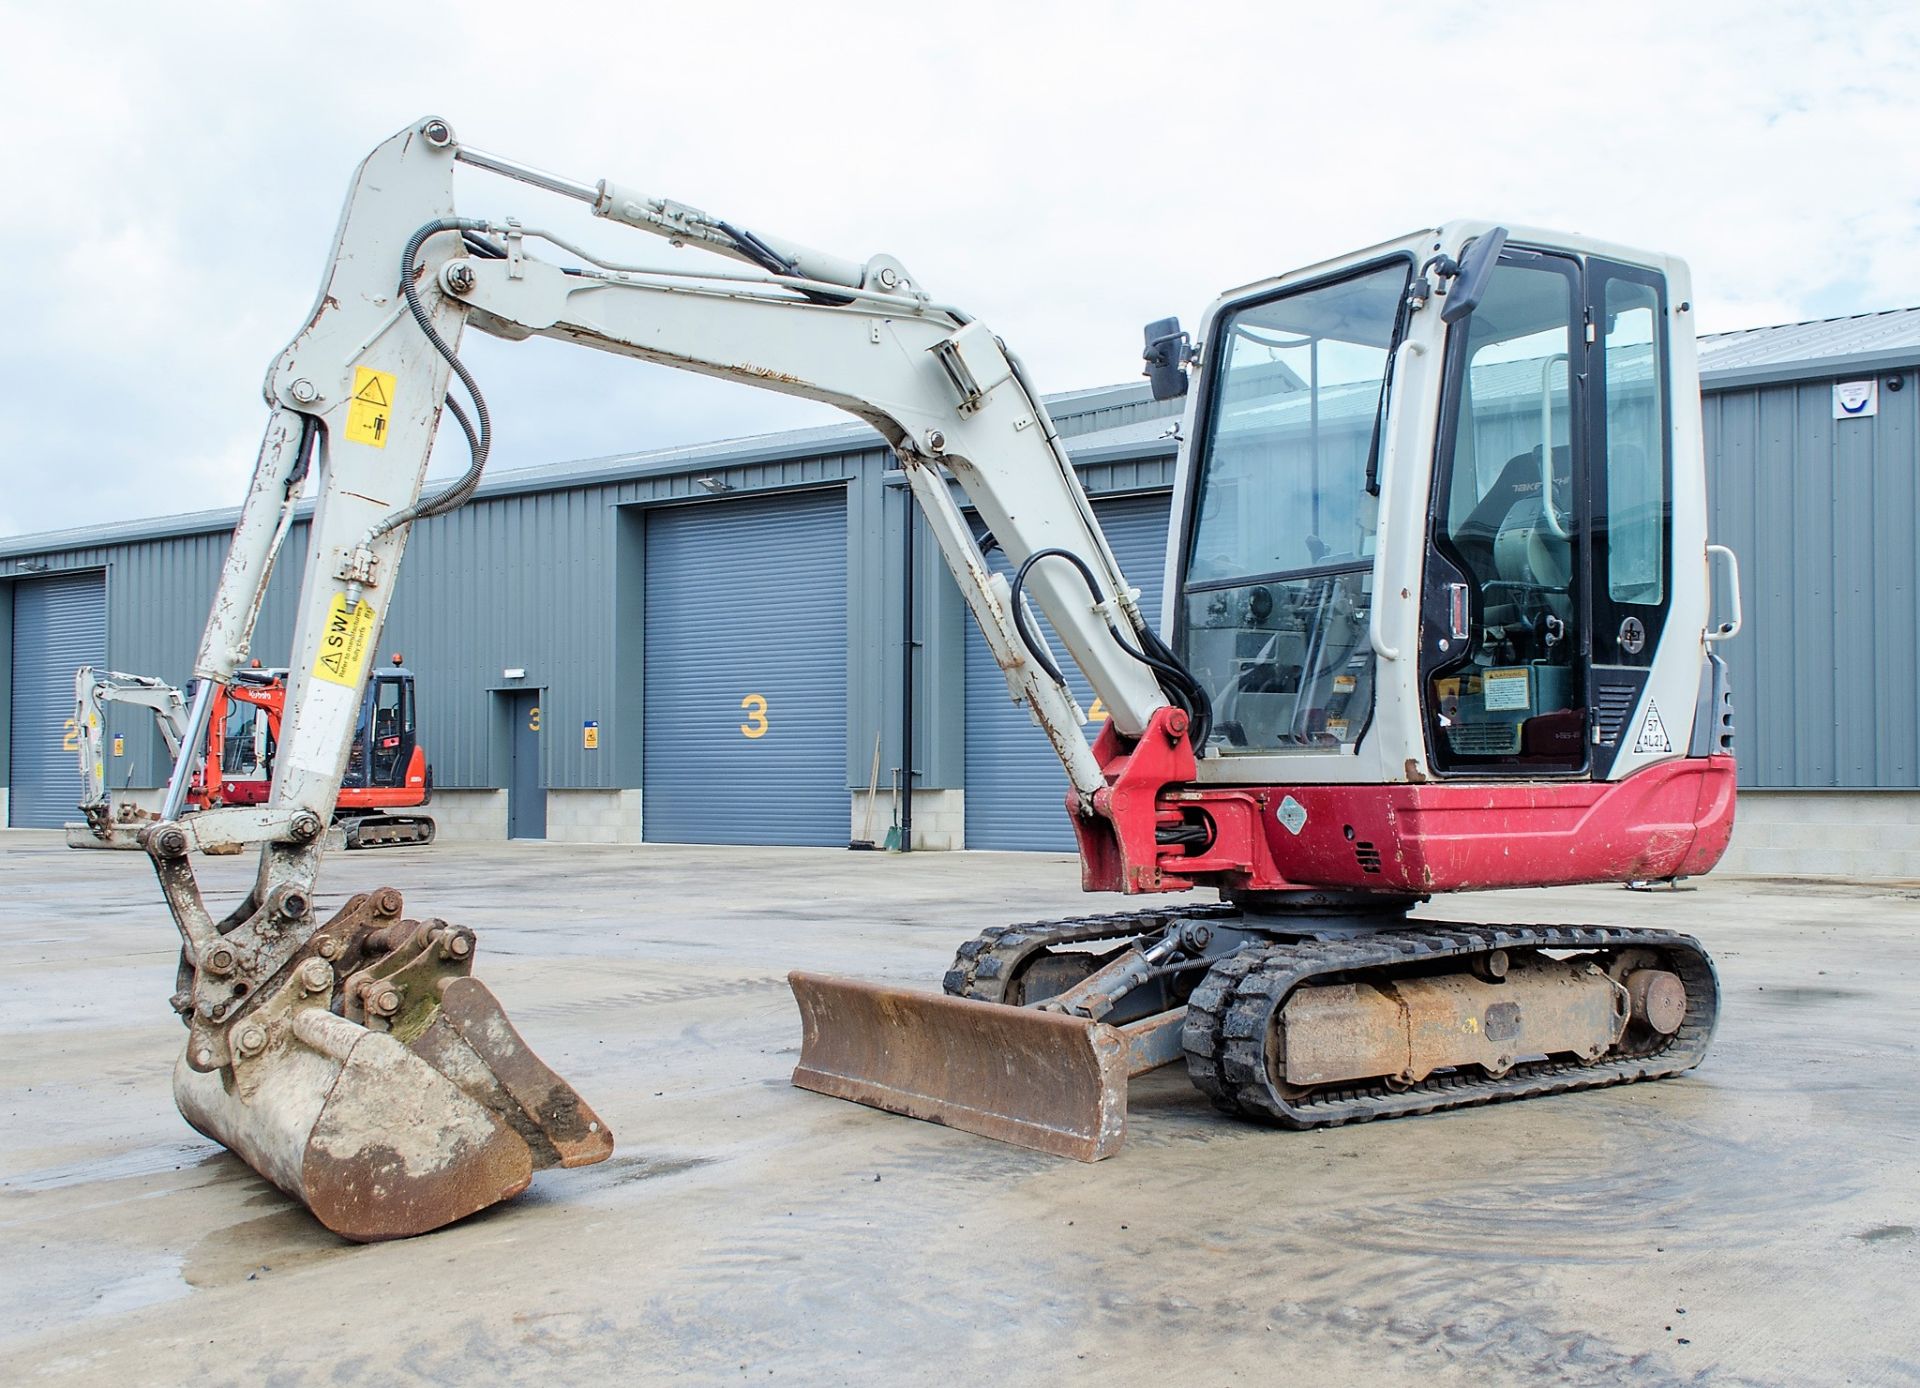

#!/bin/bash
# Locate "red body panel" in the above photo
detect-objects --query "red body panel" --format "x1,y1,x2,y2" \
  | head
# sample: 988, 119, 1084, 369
1071, 710, 1736, 898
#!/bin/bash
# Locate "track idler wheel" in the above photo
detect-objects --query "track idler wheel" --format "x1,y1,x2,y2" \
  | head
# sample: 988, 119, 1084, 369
174, 901, 611, 1241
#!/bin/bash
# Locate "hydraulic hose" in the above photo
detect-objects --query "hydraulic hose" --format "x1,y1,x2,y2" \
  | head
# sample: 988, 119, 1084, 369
1008, 548, 1213, 750
369, 218, 494, 539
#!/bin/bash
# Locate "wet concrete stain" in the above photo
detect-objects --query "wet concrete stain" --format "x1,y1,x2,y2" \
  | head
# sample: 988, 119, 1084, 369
182, 1207, 352, 1289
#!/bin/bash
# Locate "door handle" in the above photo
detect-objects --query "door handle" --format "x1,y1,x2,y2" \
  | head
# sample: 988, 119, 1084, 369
1705, 544, 1742, 642
1446, 582, 1470, 641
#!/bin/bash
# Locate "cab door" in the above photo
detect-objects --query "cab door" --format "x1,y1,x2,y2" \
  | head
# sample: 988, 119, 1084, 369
1420, 246, 1589, 775
1418, 247, 1675, 778
1582, 263, 1674, 775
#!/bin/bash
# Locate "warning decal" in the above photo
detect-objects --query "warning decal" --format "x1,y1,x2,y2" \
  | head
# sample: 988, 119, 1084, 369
1483, 667, 1532, 712
312, 593, 378, 688
1635, 700, 1672, 754
344, 366, 397, 448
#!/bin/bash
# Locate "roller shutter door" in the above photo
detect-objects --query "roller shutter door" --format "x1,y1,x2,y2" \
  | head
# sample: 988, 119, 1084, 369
10, 571, 107, 827
643, 489, 848, 845
964, 492, 1171, 850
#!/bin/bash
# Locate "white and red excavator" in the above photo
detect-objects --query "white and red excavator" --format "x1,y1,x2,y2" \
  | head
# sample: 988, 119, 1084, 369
139, 118, 1738, 1240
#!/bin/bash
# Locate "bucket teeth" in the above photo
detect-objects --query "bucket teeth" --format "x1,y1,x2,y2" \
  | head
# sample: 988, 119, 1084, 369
788, 971, 1129, 1161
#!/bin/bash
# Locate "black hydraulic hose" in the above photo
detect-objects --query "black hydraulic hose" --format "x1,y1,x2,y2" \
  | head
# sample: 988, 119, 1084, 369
370, 218, 494, 539
462, 230, 508, 259
1008, 547, 1102, 688
1008, 548, 1214, 750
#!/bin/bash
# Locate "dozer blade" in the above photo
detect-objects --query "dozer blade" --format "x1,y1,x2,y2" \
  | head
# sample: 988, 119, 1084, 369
789, 971, 1130, 1161
175, 973, 611, 1241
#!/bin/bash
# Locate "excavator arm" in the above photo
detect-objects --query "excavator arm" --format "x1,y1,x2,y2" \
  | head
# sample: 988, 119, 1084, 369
149, 117, 1206, 1238
68, 667, 189, 847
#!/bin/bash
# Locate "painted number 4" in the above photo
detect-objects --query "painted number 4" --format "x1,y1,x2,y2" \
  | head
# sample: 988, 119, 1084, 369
739, 694, 769, 739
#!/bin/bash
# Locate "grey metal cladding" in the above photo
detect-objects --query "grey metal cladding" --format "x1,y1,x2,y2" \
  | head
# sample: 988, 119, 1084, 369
1703, 361, 1919, 788
963, 492, 1173, 850
10, 571, 106, 826
6, 307, 1916, 813
642, 487, 849, 845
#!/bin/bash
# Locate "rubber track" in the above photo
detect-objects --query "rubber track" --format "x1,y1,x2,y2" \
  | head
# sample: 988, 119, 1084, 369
1181, 923, 1719, 1128
943, 904, 1237, 1005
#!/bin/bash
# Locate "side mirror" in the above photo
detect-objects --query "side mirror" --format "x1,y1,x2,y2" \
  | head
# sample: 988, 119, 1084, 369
1142, 316, 1191, 401
1440, 226, 1510, 324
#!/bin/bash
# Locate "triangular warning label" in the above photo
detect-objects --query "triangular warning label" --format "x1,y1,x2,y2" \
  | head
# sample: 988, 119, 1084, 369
354, 375, 390, 406
1635, 700, 1672, 754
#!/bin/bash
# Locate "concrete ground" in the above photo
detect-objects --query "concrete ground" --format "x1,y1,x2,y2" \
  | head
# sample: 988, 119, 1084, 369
0, 833, 1915, 1387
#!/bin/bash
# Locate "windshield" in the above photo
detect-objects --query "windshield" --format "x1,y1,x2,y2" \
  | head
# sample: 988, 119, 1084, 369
1179, 258, 1410, 753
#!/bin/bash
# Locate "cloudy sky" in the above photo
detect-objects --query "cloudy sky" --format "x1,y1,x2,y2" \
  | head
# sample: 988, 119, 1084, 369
2, 1, 1915, 538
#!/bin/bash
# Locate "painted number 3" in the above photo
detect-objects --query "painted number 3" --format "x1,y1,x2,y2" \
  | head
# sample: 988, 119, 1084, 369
739, 694, 769, 739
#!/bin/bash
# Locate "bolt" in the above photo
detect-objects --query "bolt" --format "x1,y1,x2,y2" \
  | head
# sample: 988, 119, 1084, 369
290, 811, 323, 842
235, 1024, 268, 1058
444, 932, 473, 960
316, 936, 341, 960
369, 985, 403, 1017
299, 958, 334, 994
194, 1047, 215, 1068
289, 378, 319, 404
373, 888, 404, 917
875, 266, 901, 290
153, 827, 189, 859
924, 429, 946, 453
421, 118, 453, 147
443, 260, 476, 295
196, 999, 218, 1020
203, 943, 237, 975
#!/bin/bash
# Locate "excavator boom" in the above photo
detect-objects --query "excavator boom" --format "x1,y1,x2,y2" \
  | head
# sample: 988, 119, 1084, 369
145, 117, 1205, 1237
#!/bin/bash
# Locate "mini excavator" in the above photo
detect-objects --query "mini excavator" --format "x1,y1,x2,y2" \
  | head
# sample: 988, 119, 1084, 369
145, 118, 1737, 1239
70, 662, 433, 850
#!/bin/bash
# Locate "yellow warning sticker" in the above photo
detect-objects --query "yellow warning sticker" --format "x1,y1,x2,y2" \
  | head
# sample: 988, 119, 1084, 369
344, 366, 397, 448
313, 593, 379, 688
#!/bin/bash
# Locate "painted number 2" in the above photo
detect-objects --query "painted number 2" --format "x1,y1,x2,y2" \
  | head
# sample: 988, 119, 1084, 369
61, 717, 80, 752
739, 694, 769, 739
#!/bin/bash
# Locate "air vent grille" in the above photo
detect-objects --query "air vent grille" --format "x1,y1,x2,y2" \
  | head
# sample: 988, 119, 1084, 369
1593, 682, 1640, 748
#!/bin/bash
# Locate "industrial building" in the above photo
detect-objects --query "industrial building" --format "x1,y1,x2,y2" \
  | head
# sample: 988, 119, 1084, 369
4, 309, 1917, 876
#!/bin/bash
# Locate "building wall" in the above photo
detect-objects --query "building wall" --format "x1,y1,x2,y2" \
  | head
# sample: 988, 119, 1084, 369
0, 387, 1182, 836
10, 355, 1920, 870
1702, 365, 1919, 788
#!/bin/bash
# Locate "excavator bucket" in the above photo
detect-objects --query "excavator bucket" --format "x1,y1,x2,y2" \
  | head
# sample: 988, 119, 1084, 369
789, 972, 1131, 1161
174, 908, 611, 1241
